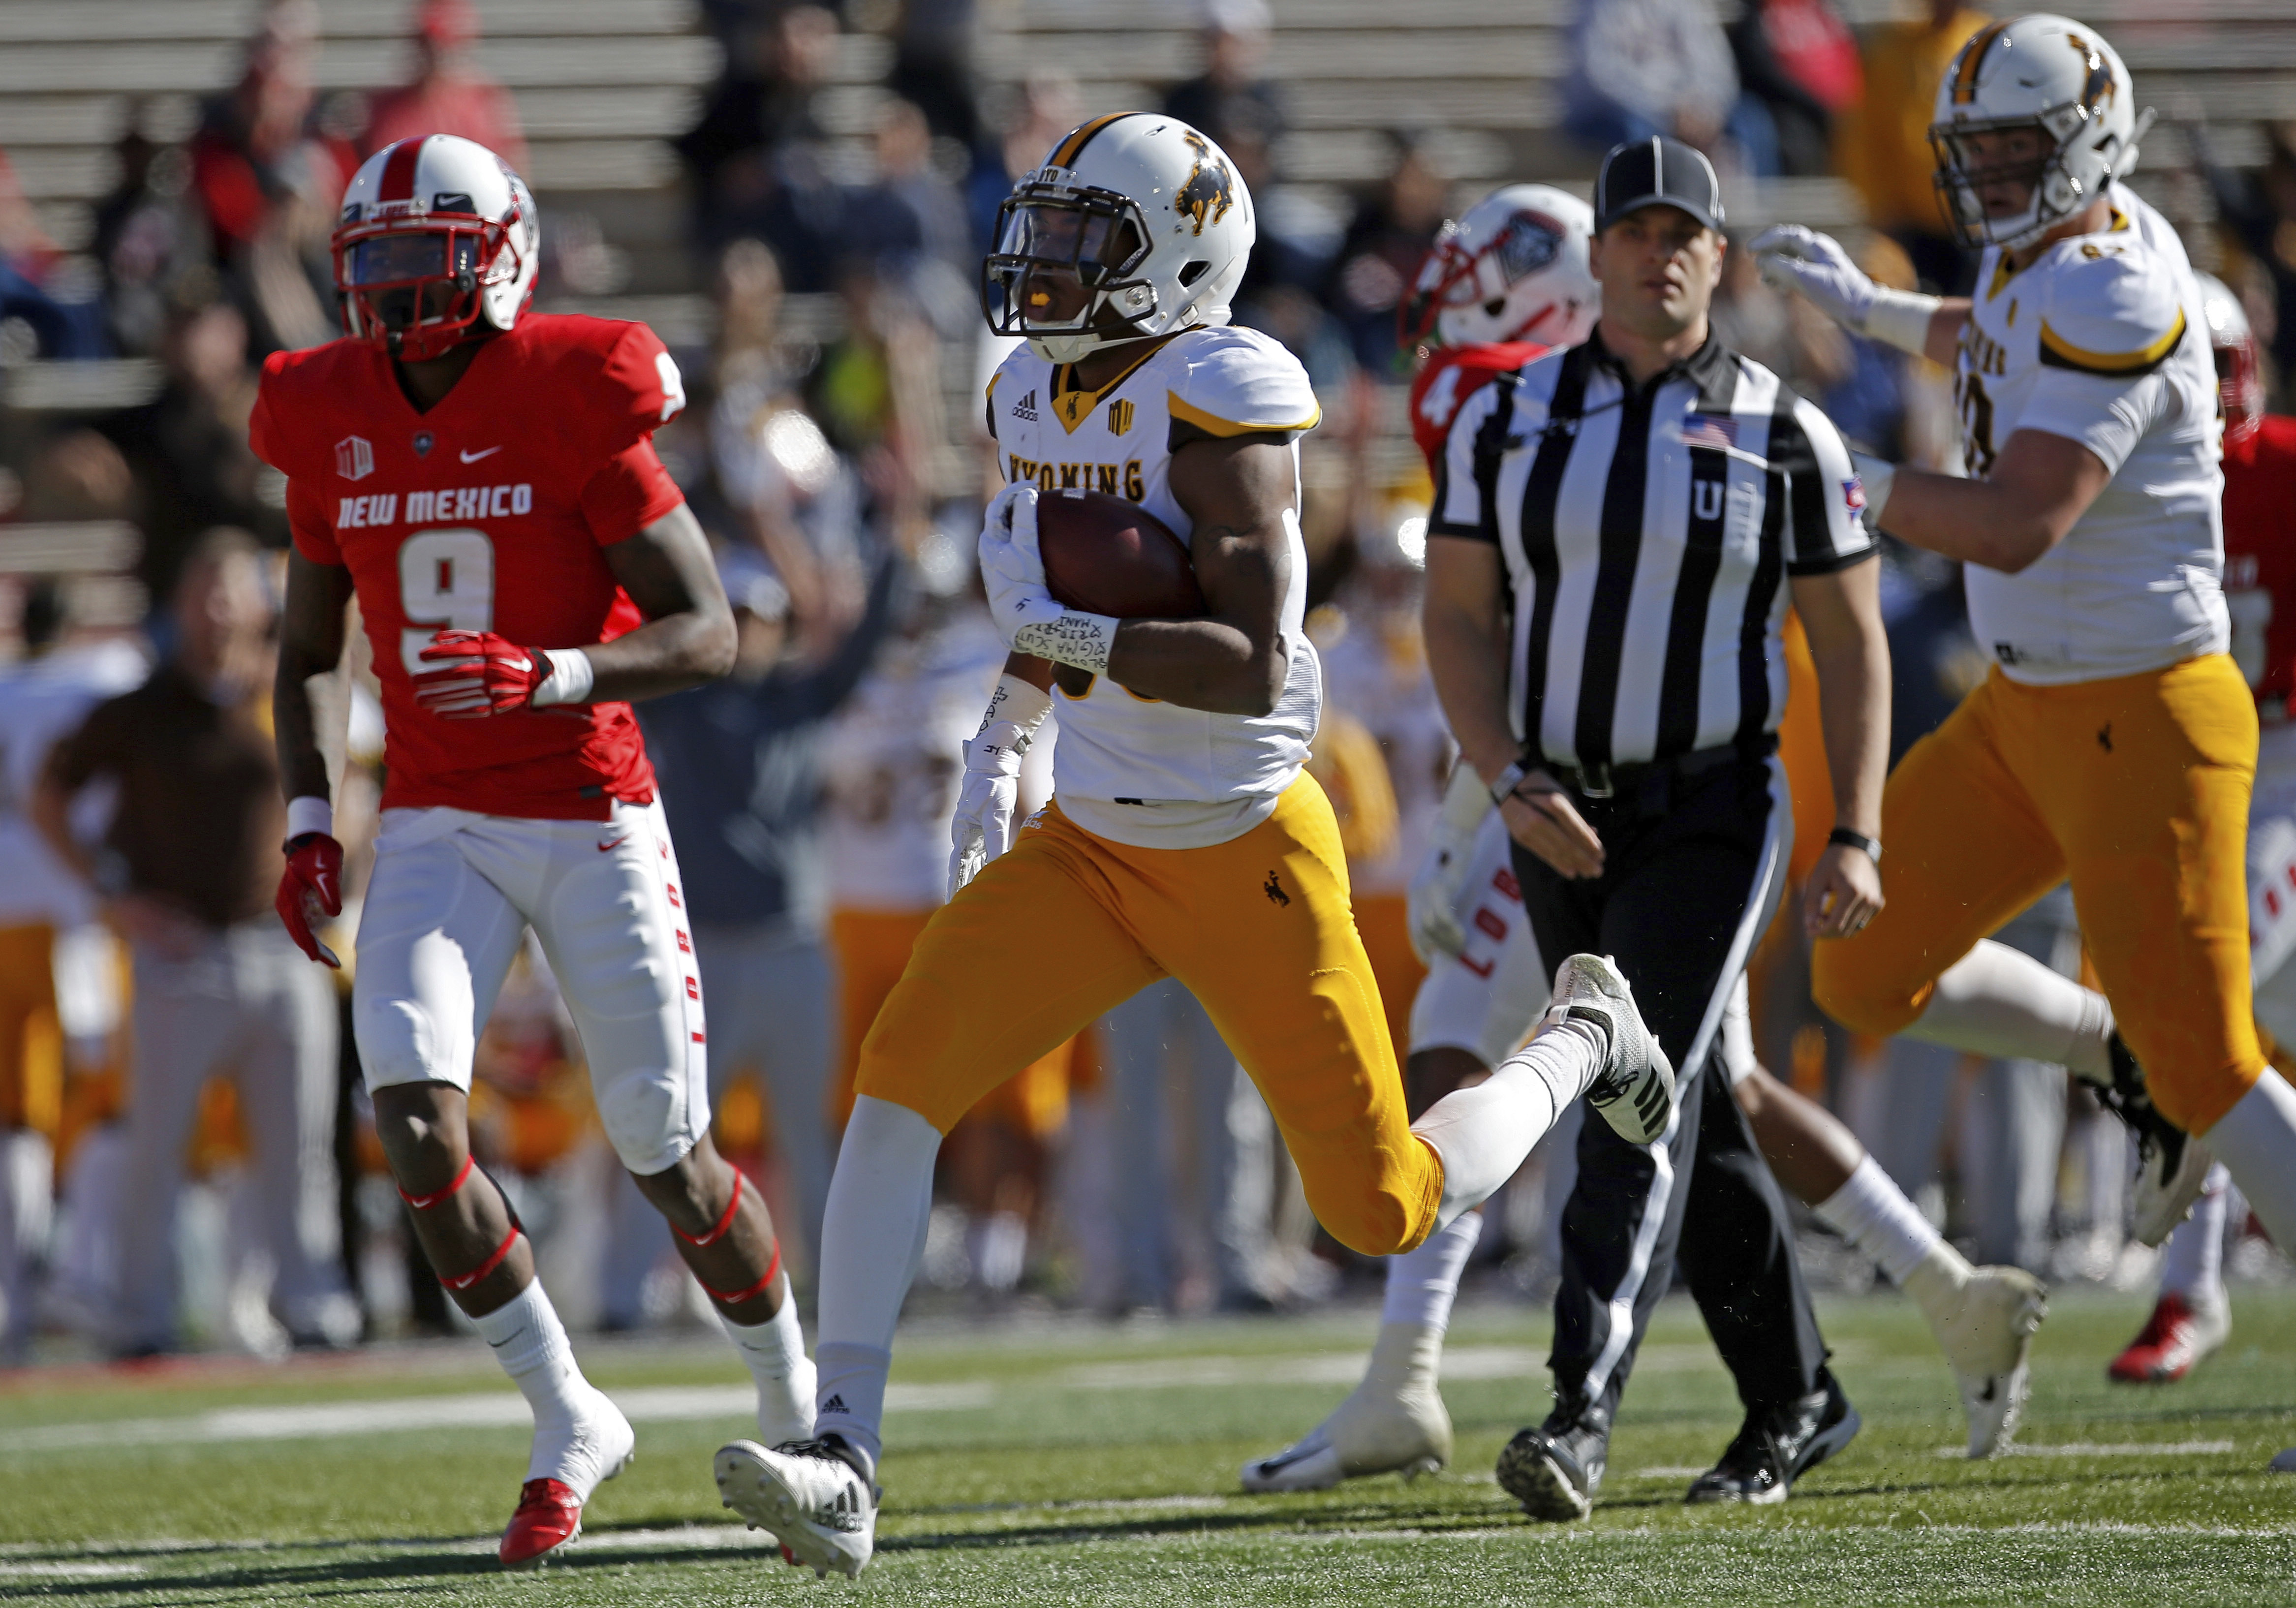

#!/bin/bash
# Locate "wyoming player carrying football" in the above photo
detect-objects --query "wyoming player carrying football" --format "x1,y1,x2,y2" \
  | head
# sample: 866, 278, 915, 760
711, 115, 1677, 1578
1758, 16, 2296, 1362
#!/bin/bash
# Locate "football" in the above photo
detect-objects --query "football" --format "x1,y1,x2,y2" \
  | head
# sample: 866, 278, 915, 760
1036, 488, 1205, 618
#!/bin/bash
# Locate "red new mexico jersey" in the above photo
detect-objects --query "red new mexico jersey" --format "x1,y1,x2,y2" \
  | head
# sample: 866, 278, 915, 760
250, 314, 688, 820
1407, 340, 1549, 474
2222, 414, 2296, 712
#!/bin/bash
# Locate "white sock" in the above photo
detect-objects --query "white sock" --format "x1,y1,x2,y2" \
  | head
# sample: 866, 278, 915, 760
0, 1130, 52, 1352
813, 1094, 942, 1477
721, 1273, 815, 1445
1813, 1154, 1943, 1286
2157, 1164, 2229, 1309
470, 1279, 613, 1487
2198, 1068, 2296, 1253
1413, 1017, 1604, 1227
1379, 1209, 1479, 1334
968, 1210, 1028, 1293
1907, 940, 2113, 1081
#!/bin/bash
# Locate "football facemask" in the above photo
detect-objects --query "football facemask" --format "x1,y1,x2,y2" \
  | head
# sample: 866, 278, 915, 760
983, 188, 1155, 347
334, 210, 522, 362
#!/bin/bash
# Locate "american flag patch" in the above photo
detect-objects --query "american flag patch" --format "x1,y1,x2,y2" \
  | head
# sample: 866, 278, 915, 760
1843, 476, 1867, 511
1679, 413, 1739, 451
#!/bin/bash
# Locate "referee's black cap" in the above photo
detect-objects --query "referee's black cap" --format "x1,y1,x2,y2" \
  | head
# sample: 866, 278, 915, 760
1594, 136, 1725, 234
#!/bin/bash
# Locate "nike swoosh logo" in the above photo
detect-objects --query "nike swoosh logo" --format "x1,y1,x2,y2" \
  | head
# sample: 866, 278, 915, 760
598, 836, 628, 853
460, 446, 502, 464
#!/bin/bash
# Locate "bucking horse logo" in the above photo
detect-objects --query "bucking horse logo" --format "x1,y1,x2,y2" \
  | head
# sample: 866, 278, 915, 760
1176, 131, 1236, 236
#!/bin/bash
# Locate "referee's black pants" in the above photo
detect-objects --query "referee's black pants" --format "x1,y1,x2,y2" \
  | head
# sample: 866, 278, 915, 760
1510, 753, 1829, 1425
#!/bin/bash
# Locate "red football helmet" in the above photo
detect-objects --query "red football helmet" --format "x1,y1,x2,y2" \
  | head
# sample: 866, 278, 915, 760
2195, 270, 2264, 446
1401, 183, 1598, 352
332, 133, 539, 362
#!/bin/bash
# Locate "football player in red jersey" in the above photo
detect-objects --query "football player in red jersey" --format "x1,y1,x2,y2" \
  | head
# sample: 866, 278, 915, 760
2110, 272, 2296, 1388
256, 135, 812, 1568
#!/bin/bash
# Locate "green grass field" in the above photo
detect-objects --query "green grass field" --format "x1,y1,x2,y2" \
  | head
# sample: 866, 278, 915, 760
4, 1286, 2295, 1605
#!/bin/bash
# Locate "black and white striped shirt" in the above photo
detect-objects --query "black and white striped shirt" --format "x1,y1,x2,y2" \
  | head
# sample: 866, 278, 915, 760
1430, 334, 1873, 772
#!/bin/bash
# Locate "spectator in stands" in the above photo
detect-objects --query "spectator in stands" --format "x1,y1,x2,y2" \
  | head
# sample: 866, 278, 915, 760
185, 2, 356, 351
93, 108, 203, 360
809, 265, 945, 547
677, 4, 845, 280
2194, 122, 2296, 407
966, 74, 1083, 258
100, 295, 284, 608
600, 544, 901, 1315
1728, 0, 1862, 179
888, 0, 984, 151
0, 153, 106, 361
1832, 0, 1989, 295
1163, 0, 1285, 162
1563, 0, 1779, 177
32, 527, 355, 1358
1320, 132, 1451, 379
846, 100, 975, 337
362, 0, 529, 173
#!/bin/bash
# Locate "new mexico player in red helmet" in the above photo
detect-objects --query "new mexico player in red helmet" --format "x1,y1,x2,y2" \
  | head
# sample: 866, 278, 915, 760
257, 134, 811, 1568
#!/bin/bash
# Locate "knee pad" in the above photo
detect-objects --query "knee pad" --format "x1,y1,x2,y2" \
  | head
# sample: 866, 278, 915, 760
1808, 945, 1922, 1037
595, 1065, 701, 1175
352, 995, 463, 1093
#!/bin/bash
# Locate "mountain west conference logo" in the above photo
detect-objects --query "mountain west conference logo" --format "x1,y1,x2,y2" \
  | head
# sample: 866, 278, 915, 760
335, 435, 374, 481
1177, 132, 1236, 236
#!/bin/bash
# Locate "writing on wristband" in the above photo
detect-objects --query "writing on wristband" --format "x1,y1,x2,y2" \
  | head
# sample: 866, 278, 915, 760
1829, 827, 1883, 864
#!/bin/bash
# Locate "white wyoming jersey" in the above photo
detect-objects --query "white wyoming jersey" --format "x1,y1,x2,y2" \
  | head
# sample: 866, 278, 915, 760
1956, 185, 2227, 683
987, 325, 1323, 848
1317, 611, 1452, 895
0, 640, 149, 928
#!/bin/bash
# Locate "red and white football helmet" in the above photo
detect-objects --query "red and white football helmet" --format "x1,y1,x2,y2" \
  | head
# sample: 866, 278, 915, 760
333, 134, 539, 362
2194, 270, 2264, 446
1402, 183, 1598, 351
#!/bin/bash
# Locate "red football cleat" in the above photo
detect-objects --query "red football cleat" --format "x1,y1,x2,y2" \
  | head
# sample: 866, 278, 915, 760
499, 1478, 585, 1568
2108, 1293, 2230, 1384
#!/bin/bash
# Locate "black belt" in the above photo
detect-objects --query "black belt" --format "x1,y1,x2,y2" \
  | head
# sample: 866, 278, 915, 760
1542, 738, 1774, 804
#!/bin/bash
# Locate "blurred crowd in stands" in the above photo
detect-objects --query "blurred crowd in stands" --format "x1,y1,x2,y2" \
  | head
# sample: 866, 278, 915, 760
0, 0, 2291, 1360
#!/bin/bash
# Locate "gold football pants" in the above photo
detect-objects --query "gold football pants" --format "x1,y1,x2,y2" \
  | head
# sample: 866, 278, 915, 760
854, 774, 1443, 1256
1813, 655, 2264, 1133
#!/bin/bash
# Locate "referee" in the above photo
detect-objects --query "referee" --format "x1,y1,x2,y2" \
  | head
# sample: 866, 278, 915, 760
1424, 138, 1892, 1516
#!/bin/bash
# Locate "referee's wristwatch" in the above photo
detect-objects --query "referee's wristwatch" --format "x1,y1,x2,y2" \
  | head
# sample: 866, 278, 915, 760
1829, 827, 1882, 865
1488, 758, 1532, 808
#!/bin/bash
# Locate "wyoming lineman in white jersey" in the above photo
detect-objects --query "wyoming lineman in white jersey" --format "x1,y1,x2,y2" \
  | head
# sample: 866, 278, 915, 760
1757, 16, 2296, 1297
714, 112, 1679, 1578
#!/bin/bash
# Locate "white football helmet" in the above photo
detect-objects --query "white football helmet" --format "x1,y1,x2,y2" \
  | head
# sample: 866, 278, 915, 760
1928, 14, 2151, 252
1403, 184, 1598, 351
333, 133, 540, 361
2194, 270, 2265, 445
983, 113, 1253, 363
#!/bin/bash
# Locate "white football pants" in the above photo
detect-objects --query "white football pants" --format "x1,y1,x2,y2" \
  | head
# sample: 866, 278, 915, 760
352, 799, 709, 1175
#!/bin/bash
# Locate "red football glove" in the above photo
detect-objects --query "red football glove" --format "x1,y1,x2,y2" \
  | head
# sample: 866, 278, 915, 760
412, 630, 552, 718
277, 833, 344, 969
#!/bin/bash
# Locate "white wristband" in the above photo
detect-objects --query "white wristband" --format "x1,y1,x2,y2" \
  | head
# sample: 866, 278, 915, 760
533, 647, 597, 707
285, 795, 334, 843
1861, 288, 1943, 359
1012, 610, 1117, 677
980, 673, 1054, 739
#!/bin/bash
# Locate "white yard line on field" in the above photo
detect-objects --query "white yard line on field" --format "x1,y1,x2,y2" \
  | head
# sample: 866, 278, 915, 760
1930, 1440, 2237, 1459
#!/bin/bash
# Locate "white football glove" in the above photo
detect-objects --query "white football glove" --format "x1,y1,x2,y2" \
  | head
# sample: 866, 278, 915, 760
948, 674, 1053, 899
979, 481, 1117, 674
1748, 224, 1940, 358
1407, 761, 1495, 964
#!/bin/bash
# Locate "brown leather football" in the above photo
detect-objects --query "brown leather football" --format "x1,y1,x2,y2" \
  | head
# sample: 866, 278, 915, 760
1036, 488, 1205, 618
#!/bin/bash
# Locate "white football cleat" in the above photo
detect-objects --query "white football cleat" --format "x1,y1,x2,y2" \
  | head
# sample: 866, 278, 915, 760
1547, 955, 1676, 1145
715, 1437, 875, 1579
1240, 1324, 1452, 1492
1904, 1253, 2047, 1458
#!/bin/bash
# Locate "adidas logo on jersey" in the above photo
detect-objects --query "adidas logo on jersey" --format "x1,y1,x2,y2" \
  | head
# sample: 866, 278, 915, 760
1010, 389, 1040, 422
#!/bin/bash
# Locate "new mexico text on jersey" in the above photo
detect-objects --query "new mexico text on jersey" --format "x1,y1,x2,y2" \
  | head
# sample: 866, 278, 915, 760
250, 314, 688, 820
1955, 185, 2226, 683
986, 324, 1324, 848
